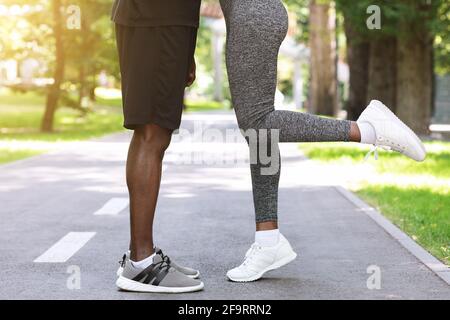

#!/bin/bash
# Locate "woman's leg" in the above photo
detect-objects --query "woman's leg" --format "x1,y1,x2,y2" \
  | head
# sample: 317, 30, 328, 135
224, 0, 359, 226
247, 119, 361, 228
245, 110, 362, 227
222, 0, 425, 283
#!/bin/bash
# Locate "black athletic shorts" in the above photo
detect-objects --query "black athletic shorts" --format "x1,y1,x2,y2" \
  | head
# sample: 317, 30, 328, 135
115, 24, 197, 130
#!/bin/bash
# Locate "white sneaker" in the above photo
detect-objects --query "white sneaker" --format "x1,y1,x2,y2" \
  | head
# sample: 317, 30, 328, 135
357, 100, 427, 162
226, 234, 297, 282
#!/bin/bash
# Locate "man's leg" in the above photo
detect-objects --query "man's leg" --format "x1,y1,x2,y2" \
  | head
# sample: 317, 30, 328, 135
126, 124, 172, 262
115, 22, 203, 292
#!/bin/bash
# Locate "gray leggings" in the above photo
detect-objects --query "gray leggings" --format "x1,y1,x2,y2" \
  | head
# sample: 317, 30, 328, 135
220, 0, 351, 223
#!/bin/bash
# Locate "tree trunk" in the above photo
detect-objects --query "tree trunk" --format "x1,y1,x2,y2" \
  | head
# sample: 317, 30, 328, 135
396, 23, 433, 135
78, 65, 86, 109
344, 18, 369, 120
308, 0, 337, 116
89, 67, 97, 101
78, 2, 87, 109
367, 36, 397, 112
41, 0, 65, 132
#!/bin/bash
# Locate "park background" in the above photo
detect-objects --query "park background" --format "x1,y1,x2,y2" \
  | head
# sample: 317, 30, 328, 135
0, 0, 449, 266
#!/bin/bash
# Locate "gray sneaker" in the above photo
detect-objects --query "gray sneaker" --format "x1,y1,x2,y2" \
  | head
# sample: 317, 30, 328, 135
116, 251, 204, 293
117, 247, 200, 279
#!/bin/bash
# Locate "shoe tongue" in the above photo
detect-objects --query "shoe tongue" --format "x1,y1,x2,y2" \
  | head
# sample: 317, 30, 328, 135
152, 253, 163, 264
152, 254, 174, 272
153, 249, 170, 265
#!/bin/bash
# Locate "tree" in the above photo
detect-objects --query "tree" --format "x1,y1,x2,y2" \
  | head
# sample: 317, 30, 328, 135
396, 0, 435, 134
433, 1, 450, 75
308, 0, 337, 116
337, 0, 446, 133
367, 35, 397, 112
2, 0, 119, 131
41, 0, 65, 132
64, 0, 119, 109
338, 0, 398, 117
343, 17, 369, 120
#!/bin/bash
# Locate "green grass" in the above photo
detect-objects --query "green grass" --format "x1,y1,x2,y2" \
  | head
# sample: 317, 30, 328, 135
95, 96, 123, 108
95, 98, 228, 113
94, 87, 123, 108
0, 89, 45, 106
359, 185, 449, 264
94, 87, 228, 112
0, 107, 123, 141
185, 99, 228, 112
0, 89, 124, 140
301, 141, 450, 178
0, 89, 124, 163
0, 148, 44, 165
300, 141, 450, 265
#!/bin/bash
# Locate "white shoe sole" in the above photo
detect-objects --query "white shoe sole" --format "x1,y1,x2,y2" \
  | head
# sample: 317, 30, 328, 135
117, 267, 200, 279
116, 276, 204, 293
371, 101, 426, 161
227, 252, 298, 283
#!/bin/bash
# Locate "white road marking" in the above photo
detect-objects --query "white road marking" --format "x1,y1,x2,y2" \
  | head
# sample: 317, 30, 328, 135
34, 232, 96, 263
163, 193, 195, 198
93, 197, 129, 216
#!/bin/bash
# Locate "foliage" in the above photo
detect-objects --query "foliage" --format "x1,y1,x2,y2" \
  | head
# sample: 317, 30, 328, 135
433, 1, 450, 74
0, 1, 119, 108
335, 0, 449, 73
1, 0, 448, 112
284, 0, 310, 43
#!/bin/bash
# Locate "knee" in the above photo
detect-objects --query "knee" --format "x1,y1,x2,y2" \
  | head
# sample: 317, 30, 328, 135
234, 104, 272, 133
235, 109, 254, 133
134, 124, 172, 157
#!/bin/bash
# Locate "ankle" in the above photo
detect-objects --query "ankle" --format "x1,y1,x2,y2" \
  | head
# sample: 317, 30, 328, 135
256, 221, 278, 231
255, 229, 280, 247
349, 121, 362, 142
130, 247, 155, 261
358, 122, 377, 144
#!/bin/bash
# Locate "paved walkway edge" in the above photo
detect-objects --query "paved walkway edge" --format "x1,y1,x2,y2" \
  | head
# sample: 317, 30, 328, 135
335, 186, 450, 286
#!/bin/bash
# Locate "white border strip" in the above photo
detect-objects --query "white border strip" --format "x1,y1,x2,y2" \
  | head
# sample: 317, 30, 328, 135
429, 124, 450, 133
34, 232, 96, 263
335, 186, 450, 285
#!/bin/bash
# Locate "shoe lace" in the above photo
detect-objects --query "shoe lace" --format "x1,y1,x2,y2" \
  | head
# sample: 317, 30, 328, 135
242, 244, 261, 267
364, 144, 392, 161
119, 250, 172, 271
155, 250, 172, 271
118, 253, 127, 268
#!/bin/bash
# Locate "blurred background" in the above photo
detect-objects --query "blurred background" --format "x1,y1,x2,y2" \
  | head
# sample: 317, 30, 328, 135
0, 1, 448, 264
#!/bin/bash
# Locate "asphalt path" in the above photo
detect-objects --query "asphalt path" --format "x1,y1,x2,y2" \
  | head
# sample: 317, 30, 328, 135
1, 112, 448, 299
